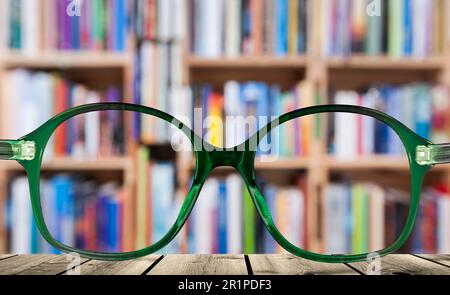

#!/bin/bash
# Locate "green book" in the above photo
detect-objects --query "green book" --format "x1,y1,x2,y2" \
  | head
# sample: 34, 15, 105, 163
388, 0, 403, 57
366, 3, 383, 55
243, 186, 256, 254
352, 184, 369, 254
9, 0, 21, 49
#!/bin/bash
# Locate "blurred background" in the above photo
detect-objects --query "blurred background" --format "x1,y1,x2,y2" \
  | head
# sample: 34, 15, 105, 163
0, 0, 450, 255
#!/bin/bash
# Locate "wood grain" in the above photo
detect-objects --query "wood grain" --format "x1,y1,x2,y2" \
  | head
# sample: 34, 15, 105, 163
0, 255, 62, 275
415, 254, 450, 268
67, 255, 161, 275
148, 255, 248, 275
347, 254, 450, 275
249, 254, 359, 275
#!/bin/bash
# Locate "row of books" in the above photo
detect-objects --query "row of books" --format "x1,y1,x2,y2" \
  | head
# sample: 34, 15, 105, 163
0, 0, 129, 54
320, 0, 445, 57
324, 182, 450, 254
8, 176, 126, 254
330, 84, 448, 158
6, 158, 182, 254
189, 0, 309, 58
187, 174, 307, 254
135, 41, 192, 143
3, 69, 125, 157
191, 80, 314, 157
134, 0, 185, 41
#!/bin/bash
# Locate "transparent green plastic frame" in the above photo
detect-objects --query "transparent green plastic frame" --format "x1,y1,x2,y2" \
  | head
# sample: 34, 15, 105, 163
0, 103, 444, 263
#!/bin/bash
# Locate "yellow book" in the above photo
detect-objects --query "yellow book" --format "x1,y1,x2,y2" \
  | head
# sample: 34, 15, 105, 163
135, 146, 149, 250
288, 0, 299, 55
208, 93, 224, 148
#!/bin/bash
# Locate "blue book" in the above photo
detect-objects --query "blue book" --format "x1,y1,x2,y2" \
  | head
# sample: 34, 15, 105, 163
133, 53, 141, 140
152, 162, 175, 252
106, 197, 120, 252
217, 181, 227, 254
386, 88, 404, 155
70, 9, 80, 50
263, 185, 277, 253
115, 0, 127, 51
403, 0, 412, 56
414, 85, 432, 140
374, 87, 390, 153
53, 175, 75, 251
274, 0, 288, 56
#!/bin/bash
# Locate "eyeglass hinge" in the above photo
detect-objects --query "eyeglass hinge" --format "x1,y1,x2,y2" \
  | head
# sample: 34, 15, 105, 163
11, 141, 36, 161
416, 145, 432, 165
416, 144, 450, 166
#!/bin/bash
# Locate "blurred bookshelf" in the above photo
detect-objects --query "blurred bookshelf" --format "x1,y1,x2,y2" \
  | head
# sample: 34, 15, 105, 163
1, 0, 450, 256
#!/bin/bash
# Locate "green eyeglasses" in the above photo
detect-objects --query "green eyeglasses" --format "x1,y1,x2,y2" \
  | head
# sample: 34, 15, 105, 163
0, 103, 446, 263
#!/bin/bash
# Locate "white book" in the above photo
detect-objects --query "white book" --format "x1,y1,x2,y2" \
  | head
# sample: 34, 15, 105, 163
173, 0, 186, 40
39, 179, 56, 254
156, 43, 169, 141
225, 0, 241, 58
321, 0, 332, 56
0, 0, 9, 51
11, 70, 39, 138
85, 91, 100, 157
21, 0, 40, 55
224, 81, 244, 148
193, 178, 219, 253
11, 177, 32, 254
368, 184, 385, 252
361, 88, 378, 155
32, 72, 55, 159
412, 0, 428, 57
226, 174, 242, 254
334, 91, 359, 158
158, 0, 173, 41
286, 188, 304, 248
324, 183, 349, 254
140, 41, 156, 139
171, 43, 183, 88
202, 0, 224, 57
437, 195, 450, 253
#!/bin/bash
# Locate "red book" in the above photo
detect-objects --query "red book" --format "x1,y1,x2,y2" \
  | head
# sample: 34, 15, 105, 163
54, 77, 68, 156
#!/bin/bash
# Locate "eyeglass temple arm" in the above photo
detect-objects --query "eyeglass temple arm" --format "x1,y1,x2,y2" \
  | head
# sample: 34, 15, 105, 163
416, 143, 450, 166
0, 140, 36, 161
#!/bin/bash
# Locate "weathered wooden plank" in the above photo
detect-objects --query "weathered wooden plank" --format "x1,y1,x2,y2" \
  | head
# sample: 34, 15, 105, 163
148, 254, 248, 275
14, 255, 88, 275
415, 254, 450, 268
0, 255, 57, 275
249, 254, 359, 275
67, 255, 161, 275
347, 254, 450, 275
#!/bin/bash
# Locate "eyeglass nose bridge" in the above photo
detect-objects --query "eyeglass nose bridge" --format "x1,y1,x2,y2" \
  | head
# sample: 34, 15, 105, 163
207, 149, 246, 168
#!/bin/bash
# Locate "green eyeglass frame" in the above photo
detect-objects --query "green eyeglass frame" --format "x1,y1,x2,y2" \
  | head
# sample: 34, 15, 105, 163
0, 103, 447, 263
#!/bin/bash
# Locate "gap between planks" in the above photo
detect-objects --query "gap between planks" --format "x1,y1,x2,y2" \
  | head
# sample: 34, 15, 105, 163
347, 254, 450, 275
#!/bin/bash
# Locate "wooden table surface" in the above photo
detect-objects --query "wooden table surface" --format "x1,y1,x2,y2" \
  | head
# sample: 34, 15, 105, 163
0, 254, 449, 275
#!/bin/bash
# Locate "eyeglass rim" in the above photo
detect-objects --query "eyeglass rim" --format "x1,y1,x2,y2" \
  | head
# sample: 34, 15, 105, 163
11, 103, 433, 262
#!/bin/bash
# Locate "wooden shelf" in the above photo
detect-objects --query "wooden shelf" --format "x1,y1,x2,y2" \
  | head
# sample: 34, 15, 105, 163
0, 51, 132, 69
2, 157, 132, 172
325, 155, 447, 171
187, 55, 308, 69
327, 55, 445, 70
